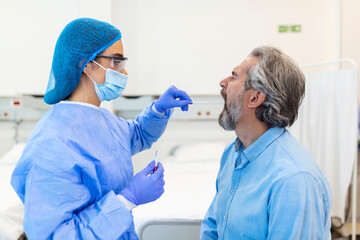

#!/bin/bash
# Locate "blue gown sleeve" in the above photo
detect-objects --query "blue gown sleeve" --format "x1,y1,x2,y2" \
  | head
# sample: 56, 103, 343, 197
267, 172, 330, 240
23, 165, 133, 240
127, 102, 172, 156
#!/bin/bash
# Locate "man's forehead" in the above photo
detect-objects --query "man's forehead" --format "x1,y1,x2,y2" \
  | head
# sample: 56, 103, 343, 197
233, 57, 260, 74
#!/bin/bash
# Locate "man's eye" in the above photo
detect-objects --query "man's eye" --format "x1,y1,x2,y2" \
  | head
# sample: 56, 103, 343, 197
114, 60, 121, 66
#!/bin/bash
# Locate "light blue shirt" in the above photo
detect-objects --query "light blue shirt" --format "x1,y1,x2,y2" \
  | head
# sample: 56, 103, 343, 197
201, 127, 332, 239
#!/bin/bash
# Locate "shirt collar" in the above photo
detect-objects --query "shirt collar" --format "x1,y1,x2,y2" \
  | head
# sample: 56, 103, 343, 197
234, 138, 242, 151
235, 127, 285, 163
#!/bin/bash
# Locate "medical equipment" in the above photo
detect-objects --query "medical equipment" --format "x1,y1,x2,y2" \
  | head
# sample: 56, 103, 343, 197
120, 161, 165, 206
153, 150, 159, 172
192, 101, 223, 105
149, 151, 159, 175
0, 96, 50, 155
96, 55, 127, 72
86, 60, 128, 102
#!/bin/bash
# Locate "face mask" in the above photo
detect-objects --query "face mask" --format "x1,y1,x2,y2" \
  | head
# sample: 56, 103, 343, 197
85, 60, 127, 102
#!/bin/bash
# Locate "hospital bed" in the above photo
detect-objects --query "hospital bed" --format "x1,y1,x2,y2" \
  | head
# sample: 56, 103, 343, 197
0, 143, 26, 240
133, 142, 227, 240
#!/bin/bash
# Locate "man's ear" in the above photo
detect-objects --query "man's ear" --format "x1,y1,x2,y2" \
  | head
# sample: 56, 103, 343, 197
247, 90, 266, 109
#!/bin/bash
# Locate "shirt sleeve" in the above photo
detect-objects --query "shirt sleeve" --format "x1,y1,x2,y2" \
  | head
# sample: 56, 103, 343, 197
200, 195, 219, 240
128, 102, 173, 156
267, 172, 329, 240
22, 165, 134, 240
200, 143, 233, 240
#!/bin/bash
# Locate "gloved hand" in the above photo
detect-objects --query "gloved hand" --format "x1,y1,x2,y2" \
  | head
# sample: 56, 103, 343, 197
154, 85, 193, 113
119, 161, 165, 206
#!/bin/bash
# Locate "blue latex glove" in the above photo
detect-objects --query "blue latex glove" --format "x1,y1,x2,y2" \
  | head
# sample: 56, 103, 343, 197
154, 85, 193, 113
120, 161, 165, 206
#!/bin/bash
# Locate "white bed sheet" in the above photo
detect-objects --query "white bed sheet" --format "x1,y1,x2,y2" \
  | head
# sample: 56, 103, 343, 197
0, 164, 24, 240
132, 160, 219, 234
0, 144, 26, 240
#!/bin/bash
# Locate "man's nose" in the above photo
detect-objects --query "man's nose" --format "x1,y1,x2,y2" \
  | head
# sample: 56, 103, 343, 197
220, 77, 230, 89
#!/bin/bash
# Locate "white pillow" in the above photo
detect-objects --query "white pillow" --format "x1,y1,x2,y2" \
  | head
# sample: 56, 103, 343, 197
0, 143, 26, 165
172, 142, 227, 163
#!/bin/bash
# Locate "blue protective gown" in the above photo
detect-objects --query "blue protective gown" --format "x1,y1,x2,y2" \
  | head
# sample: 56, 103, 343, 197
11, 101, 171, 240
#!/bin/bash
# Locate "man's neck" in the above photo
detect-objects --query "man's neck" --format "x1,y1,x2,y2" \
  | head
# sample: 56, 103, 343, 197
235, 119, 269, 149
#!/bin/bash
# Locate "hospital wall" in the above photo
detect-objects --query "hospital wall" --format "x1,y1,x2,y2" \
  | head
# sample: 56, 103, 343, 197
0, 0, 112, 97
1, 0, 360, 156
342, 0, 360, 102
0, 0, 355, 97
113, 0, 338, 96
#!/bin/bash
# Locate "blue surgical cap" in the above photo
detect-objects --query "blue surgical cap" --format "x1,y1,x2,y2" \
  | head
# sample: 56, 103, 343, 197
44, 18, 122, 105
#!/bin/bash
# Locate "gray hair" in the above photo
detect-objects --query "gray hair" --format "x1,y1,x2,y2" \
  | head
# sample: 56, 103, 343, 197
245, 46, 305, 128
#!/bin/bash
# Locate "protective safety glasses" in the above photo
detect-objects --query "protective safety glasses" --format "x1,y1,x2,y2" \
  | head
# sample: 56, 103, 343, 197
96, 55, 127, 72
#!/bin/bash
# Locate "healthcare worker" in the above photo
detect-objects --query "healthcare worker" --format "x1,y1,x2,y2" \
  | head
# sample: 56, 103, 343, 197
11, 18, 192, 240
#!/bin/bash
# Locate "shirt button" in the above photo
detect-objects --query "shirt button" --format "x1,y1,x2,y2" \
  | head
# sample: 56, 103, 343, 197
224, 216, 227, 220
250, 156, 253, 159
231, 190, 234, 193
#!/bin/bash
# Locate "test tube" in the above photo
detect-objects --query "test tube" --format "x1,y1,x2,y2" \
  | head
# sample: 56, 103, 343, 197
153, 150, 159, 172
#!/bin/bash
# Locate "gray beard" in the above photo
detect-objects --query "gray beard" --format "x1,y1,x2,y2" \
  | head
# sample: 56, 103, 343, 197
218, 94, 243, 131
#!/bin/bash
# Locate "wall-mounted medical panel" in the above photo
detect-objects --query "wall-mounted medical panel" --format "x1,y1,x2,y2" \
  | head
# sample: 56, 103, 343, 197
0, 96, 50, 121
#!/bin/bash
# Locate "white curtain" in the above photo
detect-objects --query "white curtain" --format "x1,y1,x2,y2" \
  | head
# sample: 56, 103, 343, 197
289, 69, 358, 222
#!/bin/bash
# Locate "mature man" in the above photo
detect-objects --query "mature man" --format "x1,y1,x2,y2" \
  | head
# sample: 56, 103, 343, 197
200, 46, 332, 239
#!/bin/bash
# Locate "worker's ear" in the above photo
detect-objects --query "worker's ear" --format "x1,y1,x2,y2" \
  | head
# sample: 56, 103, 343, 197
247, 90, 266, 109
83, 64, 90, 75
